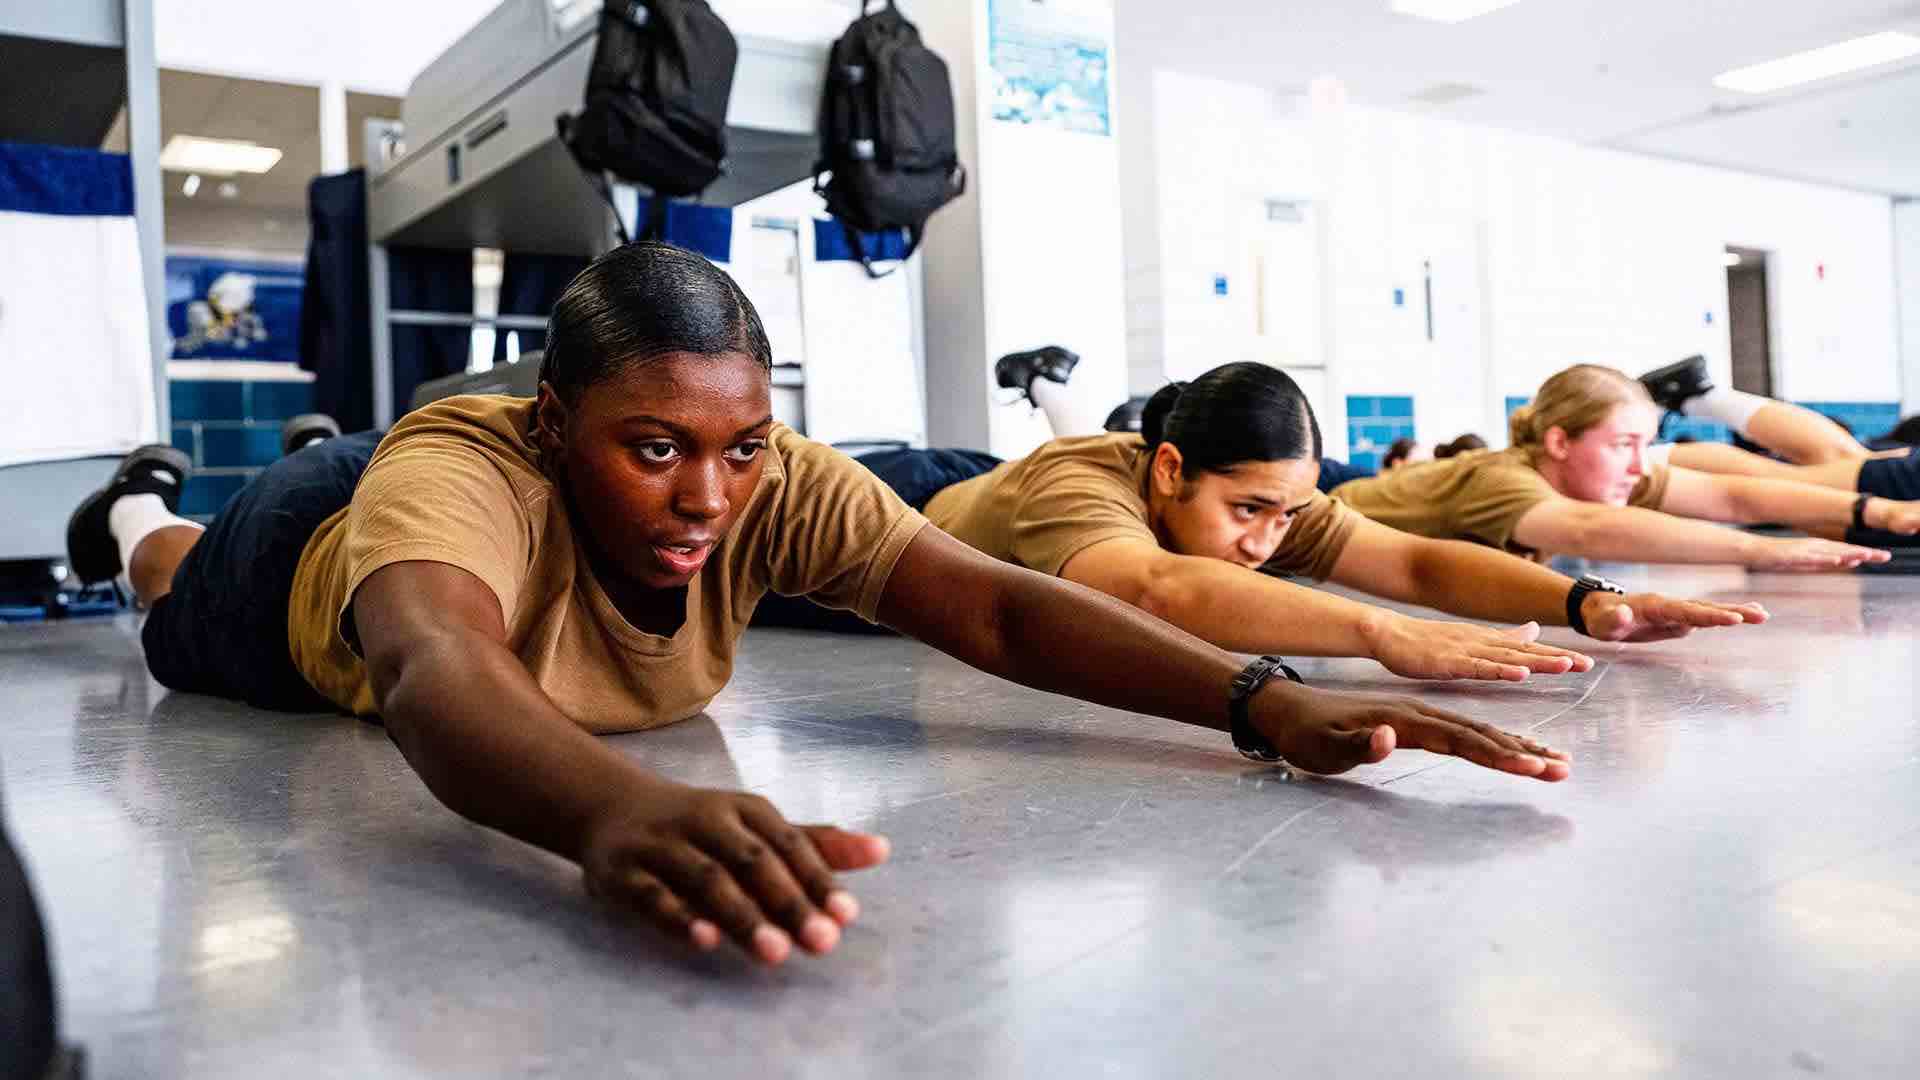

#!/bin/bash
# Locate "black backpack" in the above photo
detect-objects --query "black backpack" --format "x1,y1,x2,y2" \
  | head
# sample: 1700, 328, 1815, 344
813, 0, 966, 277
558, 0, 738, 241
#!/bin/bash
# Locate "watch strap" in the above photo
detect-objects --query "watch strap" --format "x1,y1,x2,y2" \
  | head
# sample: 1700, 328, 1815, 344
1230, 655, 1304, 762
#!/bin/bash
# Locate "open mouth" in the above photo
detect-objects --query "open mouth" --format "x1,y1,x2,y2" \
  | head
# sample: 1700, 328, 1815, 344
652, 541, 713, 576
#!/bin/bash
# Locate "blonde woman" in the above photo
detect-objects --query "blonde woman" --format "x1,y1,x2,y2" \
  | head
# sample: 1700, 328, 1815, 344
1330, 364, 1918, 570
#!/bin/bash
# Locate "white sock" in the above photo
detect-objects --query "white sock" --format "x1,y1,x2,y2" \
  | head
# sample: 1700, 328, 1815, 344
1028, 378, 1112, 439
1679, 387, 1768, 434
108, 493, 202, 592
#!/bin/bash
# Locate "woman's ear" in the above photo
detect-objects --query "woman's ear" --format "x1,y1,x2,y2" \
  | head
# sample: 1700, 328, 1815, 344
533, 381, 570, 459
1150, 443, 1185, 497
1541, 426, 1571, 462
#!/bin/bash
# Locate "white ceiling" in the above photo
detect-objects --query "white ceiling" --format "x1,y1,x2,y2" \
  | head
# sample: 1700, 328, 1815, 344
1115, 0, 1920, 197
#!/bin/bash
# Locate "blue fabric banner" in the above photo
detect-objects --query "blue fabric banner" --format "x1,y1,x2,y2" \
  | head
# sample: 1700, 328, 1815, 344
0, 141, 134, 217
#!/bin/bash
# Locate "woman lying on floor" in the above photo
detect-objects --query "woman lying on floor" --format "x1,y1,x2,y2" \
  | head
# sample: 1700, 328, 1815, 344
1326, 364, 1920, 569
1629, 356, 1920, 541
760, 361, 1768, 679
62, 243, 1574, 969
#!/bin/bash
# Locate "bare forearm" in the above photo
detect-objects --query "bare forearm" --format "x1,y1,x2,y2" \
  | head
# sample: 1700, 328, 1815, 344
1724, 477, 1860, 538
376, 632, 672, 861
1143, 557, 1386, 658
974, 570, 1244, 732
1549, 506, 1760, 565
1401, 540, 1575, 626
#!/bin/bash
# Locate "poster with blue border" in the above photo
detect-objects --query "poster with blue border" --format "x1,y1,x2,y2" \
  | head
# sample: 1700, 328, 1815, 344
165, 255, 305, 363
988, 0, 1112, 136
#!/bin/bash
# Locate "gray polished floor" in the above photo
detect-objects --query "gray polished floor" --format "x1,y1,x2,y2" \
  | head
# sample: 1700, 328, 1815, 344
3, 564, 1917, 1078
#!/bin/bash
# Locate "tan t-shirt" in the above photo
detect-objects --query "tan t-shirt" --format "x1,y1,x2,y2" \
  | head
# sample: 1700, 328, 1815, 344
1330, 447, 1671, 561
923, 432, 1360, 581
285, 395, 926, 732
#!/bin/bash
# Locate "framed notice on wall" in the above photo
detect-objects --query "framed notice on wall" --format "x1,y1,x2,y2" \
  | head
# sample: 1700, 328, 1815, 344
988, 0, 1112, 136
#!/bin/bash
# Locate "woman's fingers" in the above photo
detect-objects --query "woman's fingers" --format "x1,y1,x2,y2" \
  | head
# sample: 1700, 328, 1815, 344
800, 825, 892, 872
645, 839, 789, 965
598, 865, 721, 950
693, 815, 842, 957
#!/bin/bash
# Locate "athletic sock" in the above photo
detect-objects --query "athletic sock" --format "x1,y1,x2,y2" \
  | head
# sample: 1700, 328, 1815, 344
108, 494, 202, 593
1679, 387, 1768, 435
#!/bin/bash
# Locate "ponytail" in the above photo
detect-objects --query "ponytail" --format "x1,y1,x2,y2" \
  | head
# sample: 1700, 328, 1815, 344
1140, 381, 1188, 449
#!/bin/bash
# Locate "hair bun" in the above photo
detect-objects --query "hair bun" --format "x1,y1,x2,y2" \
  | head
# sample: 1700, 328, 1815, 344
1139, 381, 1189, 447
1507, 404, 1537, 448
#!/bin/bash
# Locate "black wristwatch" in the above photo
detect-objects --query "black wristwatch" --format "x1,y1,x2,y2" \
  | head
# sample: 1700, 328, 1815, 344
1230, 655, 1304, 762
1565, 574, 1626, 638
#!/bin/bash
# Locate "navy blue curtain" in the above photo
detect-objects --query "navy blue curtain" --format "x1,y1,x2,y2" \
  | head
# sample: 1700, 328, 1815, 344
491, 253, 589, 366
299, 170, 373, 432
387, 246, 474, 405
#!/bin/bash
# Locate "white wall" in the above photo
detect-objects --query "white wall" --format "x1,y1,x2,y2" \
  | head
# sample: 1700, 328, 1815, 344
729, 181, 927, 448
1899, 199, 1920, 415
918, 0, 1130, 459
1133, 70, 1904, 450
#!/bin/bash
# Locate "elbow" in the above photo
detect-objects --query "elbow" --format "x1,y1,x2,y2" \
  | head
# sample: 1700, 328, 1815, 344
1131, 560, 1188, 624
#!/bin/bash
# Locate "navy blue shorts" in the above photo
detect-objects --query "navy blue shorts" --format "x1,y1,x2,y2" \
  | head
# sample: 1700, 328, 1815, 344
1858, 451, 1920, 502
1317, 457, 1375, 493
141, 432, 383, 712
752, 447, 1001, 633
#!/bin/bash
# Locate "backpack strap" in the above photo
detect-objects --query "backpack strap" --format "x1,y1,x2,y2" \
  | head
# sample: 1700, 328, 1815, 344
640, 194, 671, 243
841, 218, 920, 280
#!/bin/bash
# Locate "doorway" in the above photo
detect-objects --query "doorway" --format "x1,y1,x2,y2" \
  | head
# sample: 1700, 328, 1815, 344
1725, 246, 1773, 397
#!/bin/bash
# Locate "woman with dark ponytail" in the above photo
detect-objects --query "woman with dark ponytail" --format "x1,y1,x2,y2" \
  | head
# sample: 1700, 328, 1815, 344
64, 243, 1577, 972
767, 361, 1768, 681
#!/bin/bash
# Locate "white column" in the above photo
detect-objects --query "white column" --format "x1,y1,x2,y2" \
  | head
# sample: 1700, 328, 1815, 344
913, 0, 1128, 458
319, 80, 349, 176
1898, 199, 1920, 416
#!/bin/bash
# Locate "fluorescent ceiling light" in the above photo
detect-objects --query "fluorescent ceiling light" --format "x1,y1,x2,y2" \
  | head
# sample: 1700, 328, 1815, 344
1390, 0, 1524, 24
180, 173, 200, 197
1713, 31, 1920, 94
159, 135, 282, 176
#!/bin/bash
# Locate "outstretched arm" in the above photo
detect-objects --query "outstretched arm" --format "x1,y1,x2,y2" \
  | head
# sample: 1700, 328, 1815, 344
1324, 516, 1765, 642
1665, 441, 1866, 491
1657, 466, 1920, 540
1053, 534, 1589, 682
1510, 491, 1889, 572
356, 561, 888, 968
877, 526, 1570, 780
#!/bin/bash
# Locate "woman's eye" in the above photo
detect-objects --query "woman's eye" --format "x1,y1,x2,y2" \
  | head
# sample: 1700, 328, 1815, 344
636, 442, 679, 463
725, 441, 767, 463
1233, 505, 1258, 521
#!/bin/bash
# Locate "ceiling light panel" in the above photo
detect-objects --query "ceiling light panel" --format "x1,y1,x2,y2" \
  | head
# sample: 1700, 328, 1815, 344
1389, 0, 1524, 24
159, 135, 283, 175
1714, 31, 1920, 94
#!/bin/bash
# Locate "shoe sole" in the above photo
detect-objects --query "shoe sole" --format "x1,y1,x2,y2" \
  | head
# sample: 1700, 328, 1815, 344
62, 445, 194, 586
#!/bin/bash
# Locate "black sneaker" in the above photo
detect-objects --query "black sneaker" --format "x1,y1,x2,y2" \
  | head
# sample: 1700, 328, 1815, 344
1104, 394, 1151, 433
1638, 355, 1714, 414
63, 444, 192, 587
994, 345, 1081, 403
280, 413, 341, 456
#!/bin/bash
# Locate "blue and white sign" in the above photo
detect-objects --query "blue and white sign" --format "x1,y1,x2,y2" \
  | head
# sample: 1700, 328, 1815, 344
988, 0, 1112, 136
166, 256, 305, 363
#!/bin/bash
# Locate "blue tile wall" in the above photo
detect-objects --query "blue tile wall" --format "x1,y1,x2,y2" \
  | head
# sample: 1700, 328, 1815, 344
1346, 395, 1416, 472
170, 380, 244, 422
1658, 417, 1732, 444
1504, 395, 1529, 417
249, 380, 315, 421
166, 376, 314, 520
198, 425, 282, 468
1796, 401, 1900, 442
178, 473, 248, 519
